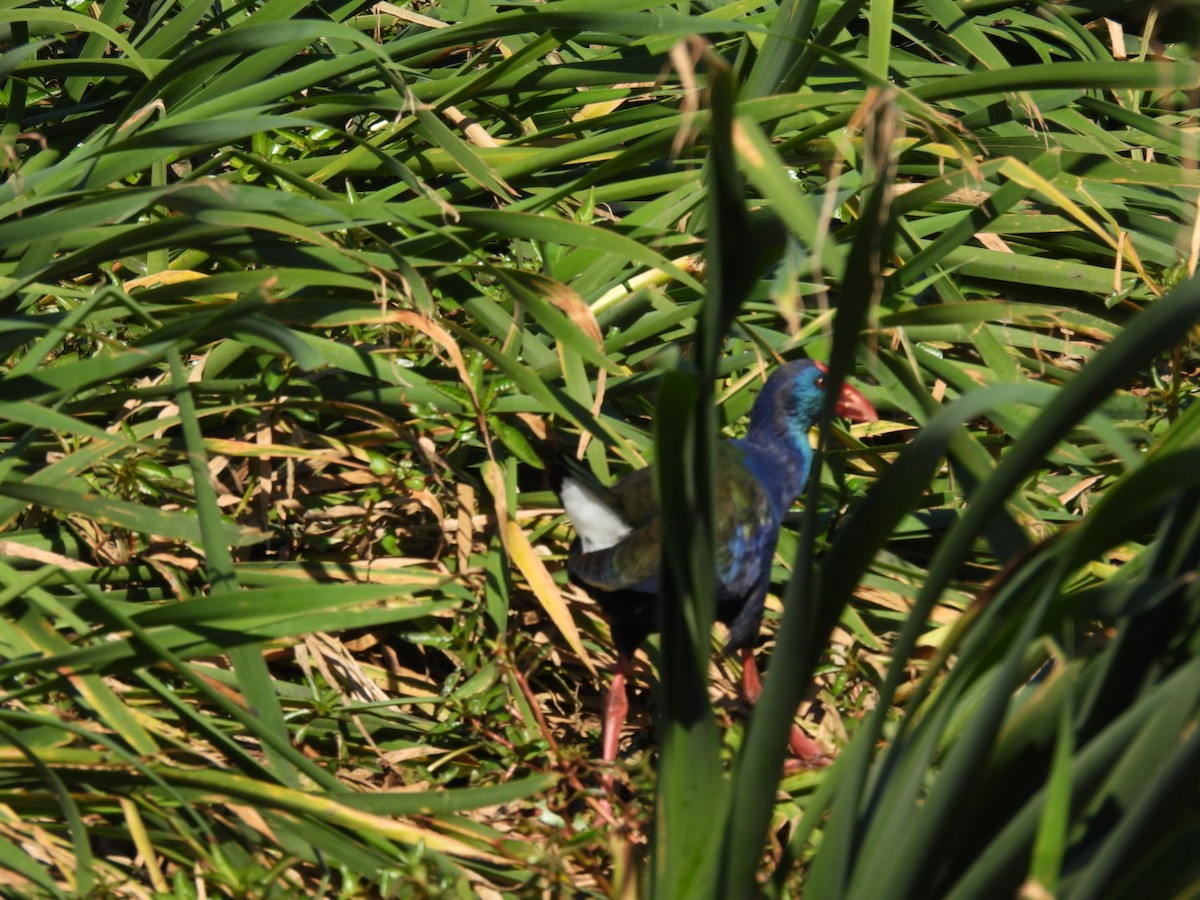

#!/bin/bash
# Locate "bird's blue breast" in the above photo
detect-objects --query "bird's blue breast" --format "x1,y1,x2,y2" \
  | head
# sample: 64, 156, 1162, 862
712, 443, 788, 599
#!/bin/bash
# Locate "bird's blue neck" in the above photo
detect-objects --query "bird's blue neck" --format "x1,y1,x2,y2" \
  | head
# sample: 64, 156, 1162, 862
740, 381, 821, 507
737, 436, 812, 510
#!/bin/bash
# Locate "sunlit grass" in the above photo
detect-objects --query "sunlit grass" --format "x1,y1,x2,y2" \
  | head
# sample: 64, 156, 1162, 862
0, 0, 1198, 896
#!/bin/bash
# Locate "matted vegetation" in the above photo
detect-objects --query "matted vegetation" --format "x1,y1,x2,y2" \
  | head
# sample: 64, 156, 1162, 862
2, 0, 1199, 896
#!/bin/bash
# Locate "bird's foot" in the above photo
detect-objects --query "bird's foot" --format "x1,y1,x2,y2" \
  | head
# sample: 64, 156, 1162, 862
739, 647, 763, 705
784, 724, 833, 771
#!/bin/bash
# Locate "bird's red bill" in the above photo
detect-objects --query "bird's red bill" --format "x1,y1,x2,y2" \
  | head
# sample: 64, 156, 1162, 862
813, 360, 879, 422
834, 382, 878, 422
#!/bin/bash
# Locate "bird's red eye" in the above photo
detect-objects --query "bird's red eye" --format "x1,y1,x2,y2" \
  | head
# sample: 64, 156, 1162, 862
815, 376, 826, 389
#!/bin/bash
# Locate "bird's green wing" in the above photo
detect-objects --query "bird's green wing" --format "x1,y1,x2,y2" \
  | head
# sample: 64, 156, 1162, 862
569, 517, 663, 592
607, 467, 657, 527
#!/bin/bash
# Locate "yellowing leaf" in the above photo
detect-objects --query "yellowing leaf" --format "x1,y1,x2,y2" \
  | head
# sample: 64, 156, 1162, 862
483, 462, 596, 676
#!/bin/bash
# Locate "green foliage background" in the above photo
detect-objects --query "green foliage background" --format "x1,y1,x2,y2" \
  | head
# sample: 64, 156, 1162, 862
1, 0, 1199, 896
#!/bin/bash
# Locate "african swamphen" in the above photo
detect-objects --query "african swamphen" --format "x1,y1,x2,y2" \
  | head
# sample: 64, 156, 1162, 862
560, 360, 878, 773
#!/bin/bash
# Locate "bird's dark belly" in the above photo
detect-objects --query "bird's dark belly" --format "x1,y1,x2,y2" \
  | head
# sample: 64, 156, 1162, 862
590, 585, 757, 657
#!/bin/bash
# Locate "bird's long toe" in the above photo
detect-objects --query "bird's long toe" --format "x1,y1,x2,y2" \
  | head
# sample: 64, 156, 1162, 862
785, 725, 833, 771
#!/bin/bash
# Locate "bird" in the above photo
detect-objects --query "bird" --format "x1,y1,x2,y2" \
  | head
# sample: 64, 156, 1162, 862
558, 359, 878, 779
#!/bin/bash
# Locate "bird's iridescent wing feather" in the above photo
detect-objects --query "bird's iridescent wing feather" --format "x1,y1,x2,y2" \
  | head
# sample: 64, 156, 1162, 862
564, 461, 661, 593
567, 445, 779, 608
605, 467, 656, 527
712, 442, 778, 603
568, 515, 662, 594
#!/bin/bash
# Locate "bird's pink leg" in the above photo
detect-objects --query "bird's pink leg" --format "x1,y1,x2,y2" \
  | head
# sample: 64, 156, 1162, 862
740, 646, 764, 704
600, 651, 631, 795
739, 647, 829, 767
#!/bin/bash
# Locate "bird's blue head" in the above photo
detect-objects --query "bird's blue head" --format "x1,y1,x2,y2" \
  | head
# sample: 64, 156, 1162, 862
746, 360, 877, 455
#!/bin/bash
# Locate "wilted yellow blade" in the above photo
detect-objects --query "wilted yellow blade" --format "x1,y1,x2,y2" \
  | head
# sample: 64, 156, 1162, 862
483, 461, 596, 676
